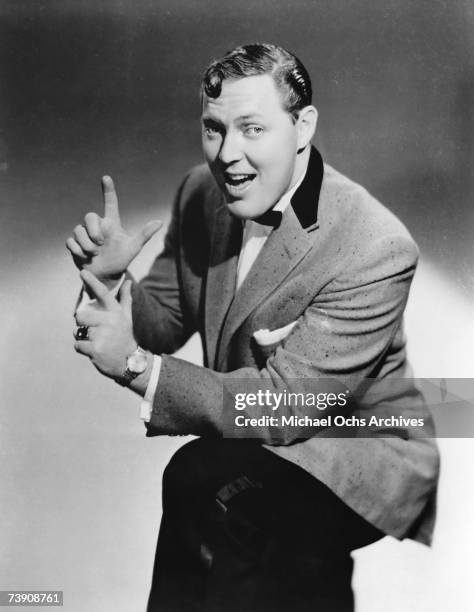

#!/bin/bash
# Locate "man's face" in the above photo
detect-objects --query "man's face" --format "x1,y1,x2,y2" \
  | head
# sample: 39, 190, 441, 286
201, 74, 301, 219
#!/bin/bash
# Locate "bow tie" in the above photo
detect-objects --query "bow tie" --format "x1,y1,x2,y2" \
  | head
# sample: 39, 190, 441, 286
253, 209, 282, 228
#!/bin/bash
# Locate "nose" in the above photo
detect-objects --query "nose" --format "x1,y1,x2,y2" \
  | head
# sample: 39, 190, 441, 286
218, 131, 242, 165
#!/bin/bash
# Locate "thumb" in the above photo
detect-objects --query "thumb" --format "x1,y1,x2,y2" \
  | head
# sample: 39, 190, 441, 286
118, 279, 133, 321
132, 220, 162, 252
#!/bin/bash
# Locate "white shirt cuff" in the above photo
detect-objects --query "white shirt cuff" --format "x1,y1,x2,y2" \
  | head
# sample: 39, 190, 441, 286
139, 355, 162, 422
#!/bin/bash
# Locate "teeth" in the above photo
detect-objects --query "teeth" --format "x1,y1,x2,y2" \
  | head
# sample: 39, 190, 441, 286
225, 173, 255, 186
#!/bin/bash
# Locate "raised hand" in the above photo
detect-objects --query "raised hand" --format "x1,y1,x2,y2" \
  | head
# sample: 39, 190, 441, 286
66, 176, 162, 288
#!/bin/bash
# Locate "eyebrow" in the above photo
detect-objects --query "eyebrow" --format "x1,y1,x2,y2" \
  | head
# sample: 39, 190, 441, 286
235, 113, 265, 121
201, 116, 221, 124
201, 113, 265, 124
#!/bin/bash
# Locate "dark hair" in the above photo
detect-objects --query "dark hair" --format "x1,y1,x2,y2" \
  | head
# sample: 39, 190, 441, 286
201, 43, 312, 120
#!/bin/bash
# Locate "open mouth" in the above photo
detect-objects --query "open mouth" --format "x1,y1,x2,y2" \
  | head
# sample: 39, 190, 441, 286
223, 172, 256, 194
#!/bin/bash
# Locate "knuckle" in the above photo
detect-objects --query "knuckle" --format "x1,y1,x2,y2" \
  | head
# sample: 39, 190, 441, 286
85, 214, 103, 240
84, 212, 97, 224
73, 226, 87, 243
66, 238, 77, 252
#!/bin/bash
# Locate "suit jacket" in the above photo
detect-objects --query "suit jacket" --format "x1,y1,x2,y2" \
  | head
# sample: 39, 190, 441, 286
131, 147, 439, 545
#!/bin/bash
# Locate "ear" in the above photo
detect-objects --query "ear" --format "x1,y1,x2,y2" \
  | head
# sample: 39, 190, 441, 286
296, 105, 318, 150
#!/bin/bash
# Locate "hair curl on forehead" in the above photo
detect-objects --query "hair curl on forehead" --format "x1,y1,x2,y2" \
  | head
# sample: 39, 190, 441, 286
200, 43, 312, 121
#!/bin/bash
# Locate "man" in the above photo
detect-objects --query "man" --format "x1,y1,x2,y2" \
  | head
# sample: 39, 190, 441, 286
67, 44, 439, 611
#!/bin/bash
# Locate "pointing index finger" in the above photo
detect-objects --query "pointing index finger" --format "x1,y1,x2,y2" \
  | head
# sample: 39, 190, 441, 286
101, 175, 120, 222
80, 269, 118, 310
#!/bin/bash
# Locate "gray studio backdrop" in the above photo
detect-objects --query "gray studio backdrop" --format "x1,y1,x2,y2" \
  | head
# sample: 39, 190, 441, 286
1, 2, 473, 611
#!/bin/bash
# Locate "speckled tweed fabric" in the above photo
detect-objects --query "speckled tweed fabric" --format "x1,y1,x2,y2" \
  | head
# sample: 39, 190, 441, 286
131, 147, 439, 545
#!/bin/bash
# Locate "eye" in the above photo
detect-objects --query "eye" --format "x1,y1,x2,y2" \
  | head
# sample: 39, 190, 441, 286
244, 125, 264, 137
203, 124, 221, 138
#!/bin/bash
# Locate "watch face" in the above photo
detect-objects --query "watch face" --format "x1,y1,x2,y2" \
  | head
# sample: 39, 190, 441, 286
127, 350, 148, 374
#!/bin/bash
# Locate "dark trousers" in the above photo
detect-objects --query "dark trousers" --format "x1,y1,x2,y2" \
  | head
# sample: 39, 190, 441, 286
147, 438, 383, 612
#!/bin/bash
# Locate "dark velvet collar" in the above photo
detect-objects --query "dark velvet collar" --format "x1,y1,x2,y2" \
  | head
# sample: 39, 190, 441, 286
290, 145, 324, 230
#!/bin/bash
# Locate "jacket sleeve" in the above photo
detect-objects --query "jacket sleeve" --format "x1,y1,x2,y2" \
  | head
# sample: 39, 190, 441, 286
130, 173, 197, 355
145, 232, 420, 444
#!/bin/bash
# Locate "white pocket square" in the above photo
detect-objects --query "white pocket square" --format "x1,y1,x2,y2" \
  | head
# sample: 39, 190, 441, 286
253, 321, 298, 346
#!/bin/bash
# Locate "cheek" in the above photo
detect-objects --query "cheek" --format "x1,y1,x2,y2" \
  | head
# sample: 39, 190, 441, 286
201, 141, 211, 162
201, 137, 219, 162
259, 151, 296, 185
256, 135, 297, 177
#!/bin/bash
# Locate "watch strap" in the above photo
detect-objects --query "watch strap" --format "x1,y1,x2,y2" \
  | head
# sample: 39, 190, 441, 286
117, 369, 138, 387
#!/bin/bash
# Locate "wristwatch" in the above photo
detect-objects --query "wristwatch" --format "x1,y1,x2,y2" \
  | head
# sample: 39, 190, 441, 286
118, 347, 149, 387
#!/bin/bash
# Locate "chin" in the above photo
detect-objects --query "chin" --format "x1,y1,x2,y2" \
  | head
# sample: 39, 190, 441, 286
226, 201, 262, 220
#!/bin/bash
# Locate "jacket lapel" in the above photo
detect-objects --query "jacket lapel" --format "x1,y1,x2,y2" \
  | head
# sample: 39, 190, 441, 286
204, 203, 243, 366
216, 147, 324, 369
207, 145, 324, 371
216, 205, 315, 370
